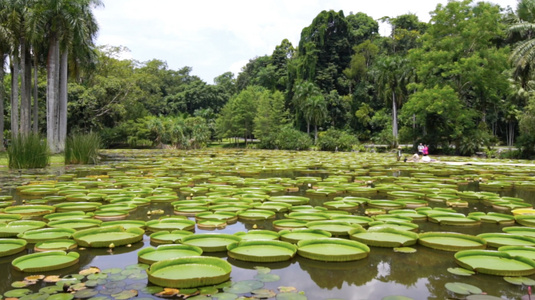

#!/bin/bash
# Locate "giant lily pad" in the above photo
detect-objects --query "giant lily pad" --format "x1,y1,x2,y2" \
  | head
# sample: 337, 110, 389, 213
34, 239, 77, 252
17, 228, 76, 243
12, 250, 80, 272
0, 220, 47, 238
272, 219, 308, 231
53, 202, 102, 212
72, 225, 144, 248
498, 245, 535, 260
0, 238, 27, 257
503, 226, 535, 238
138, 244, 203, 264
150, 230, 194, 244
454, 250, 535, 276
227, 240, 297, 262
296, 238, 370, 262
146, 218, 196, 232
234, 230, 280, 241
4, 205, 55, 217
237, 209, 276, 221
279, 229, 331, 244
349, 227, 419, 248
181, 233, 241, 252
418, 232, 487, 251
477, 233, 535, 248
47, 218, 102, 230
147, 256, 232, 288
306, 220, 361, 237
100, 220, 146, 230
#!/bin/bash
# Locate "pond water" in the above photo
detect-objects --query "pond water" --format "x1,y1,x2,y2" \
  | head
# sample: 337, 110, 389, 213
0, 149, 534, 300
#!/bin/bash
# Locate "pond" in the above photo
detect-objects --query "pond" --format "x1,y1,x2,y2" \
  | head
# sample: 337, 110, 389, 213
0, 149, 535, 300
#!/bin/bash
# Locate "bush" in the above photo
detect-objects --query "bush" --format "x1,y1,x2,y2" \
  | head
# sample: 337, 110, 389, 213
7, 133, 49, 169
65, 132, 101, 164
259, 126, 312, 150
317, 128, 359, 151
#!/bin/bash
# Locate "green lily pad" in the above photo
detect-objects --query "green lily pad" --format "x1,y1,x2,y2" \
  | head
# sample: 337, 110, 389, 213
12, 250, 80, 272
19, 291, 50, 300
4, 288, 33, 298
276, 292, 307, 300
393, 247, 417, 253
73, 289, 99, 299
212, 292, 237, 300
445, 282, 482, 295
503, 276, 535, 285
111, 290, 138, 300
39, 286, 63, 294
223, 280, 264, 294
447, 267, 475, 276
46, 293, 74, 300
254, 273, 281, 282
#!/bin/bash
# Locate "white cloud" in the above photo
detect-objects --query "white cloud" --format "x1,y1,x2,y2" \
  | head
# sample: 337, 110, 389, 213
94, 0, 518, 84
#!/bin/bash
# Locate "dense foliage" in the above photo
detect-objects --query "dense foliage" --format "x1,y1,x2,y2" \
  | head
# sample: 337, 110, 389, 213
4, 0, 535, 156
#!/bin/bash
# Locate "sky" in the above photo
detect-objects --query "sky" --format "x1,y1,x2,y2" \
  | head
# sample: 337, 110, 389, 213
93, 0, 518, 84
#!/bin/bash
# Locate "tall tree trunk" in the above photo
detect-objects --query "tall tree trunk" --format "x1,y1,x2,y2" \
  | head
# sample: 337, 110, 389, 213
0, 54, 5, 151
20, 40, 32, 134
392, 91, 398, 146
33, 52, 38, 134
314, 124, 318, 144
47, 36, 60, 153
58, 50, 68, 152
11, 57, 19, 137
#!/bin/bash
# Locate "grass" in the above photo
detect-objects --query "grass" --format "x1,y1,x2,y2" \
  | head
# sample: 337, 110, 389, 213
65, 132, 101, 164
7, 133, 50, 169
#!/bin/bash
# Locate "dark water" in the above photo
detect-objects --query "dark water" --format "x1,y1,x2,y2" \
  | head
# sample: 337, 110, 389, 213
0, 150, 534, 300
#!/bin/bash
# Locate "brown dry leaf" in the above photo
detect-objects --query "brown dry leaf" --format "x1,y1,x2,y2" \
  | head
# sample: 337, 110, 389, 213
69, 282, 87, 291
181, 290, 200, 299
43, 275, 61, 283
79, 266, 101, 275
6, 297, 20, 300
24, 275, 44, 281
155, 288, 179, 298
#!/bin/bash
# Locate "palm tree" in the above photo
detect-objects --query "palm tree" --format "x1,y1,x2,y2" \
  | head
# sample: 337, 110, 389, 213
36, 0, 102, 153
303, 95, 328, 143
373, 55, 412, 147
509, 0, 535, 88
293, 81, 322, 134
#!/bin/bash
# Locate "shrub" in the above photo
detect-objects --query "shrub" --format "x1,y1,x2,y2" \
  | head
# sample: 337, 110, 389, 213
259, 126, 312, 150
65, 132, 101, 164
7, 133, 49, 169
317, 128, 359, 151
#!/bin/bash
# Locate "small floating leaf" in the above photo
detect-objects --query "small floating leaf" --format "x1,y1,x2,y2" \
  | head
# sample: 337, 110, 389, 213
278, 286, 298, 293
393, 247, 417, 253
276, 292, 307, 300
87, 273, 108, 280
101, 268, 122, 274
223, 280, 263, 294
199, 286, 218, 295
111, 289, 138, 300
11, 281, 32, 288
445, 282, 483, 295
154, 288, 179, 298
39, 286, 63, 294
4, 289, 32, 298
212, 293, 238, 300
503, 276, 535, 286
141, 286, 164, 294
447, 267, 475, 276
19, 291, 49, 300
252, 289, 277, 298
79, 266, 101, 275
254, 266, 271, 274
43, 275, 61, 283
24, 275, 44, 281
46, 293, 74, 300
73, 289, 98, 299
254, 273, 281, 282
125, 263, 149, 270
381, 296, 414, 300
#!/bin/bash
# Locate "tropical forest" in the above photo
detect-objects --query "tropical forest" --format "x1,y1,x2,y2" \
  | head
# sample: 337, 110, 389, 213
4, 1, 535, 300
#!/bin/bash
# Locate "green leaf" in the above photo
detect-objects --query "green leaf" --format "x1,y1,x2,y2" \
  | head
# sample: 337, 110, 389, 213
254, 266, 271, 274
447, 267, 475, 276
503, 276, 535, 286
276, 292, 307, 300
19, 292, 49, 300
111, 290, 138, 300
393, 247, 417, 253
73, 289, 99, 299
445, 282, 483, 295
254, 273, 281, 282
212, 292, 238, 300
4, 288, 33, 298
223, 280, 263, 294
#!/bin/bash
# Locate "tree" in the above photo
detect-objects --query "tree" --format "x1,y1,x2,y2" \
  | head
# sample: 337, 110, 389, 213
292, 81, 322, 134
253, 90, 288, 140
509, 0, 535, 87
303, 94, 328, 143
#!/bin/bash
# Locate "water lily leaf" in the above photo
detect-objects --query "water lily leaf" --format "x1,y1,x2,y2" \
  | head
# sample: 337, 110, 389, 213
74, 289, 98, 299
447, 267, 475, 277
178, 288, 199, 298
128, 272, 147, 280
63, 274, 84, 281
39, 286, 63, 294
87, 273, 108, 280
103, 281, 126, 289
69, 282, 87, 291
155, 288, 179, 298
199, 286, 218, 295
43, 275, 61, 283
107, 274, 127, 281
120, 269, 139, 276
212, 293, 238, 300
278, 287, 298, 293
215, 281, 233, 289
124, 263, 149, 270
224, 280, 263, 294
4, 289, 33, 298
79, 267, 101, 276
252, 289, 277, 298
465, 295, 505, 300
445, 282, 482, 295
254, 266, 271, 274
504, 276, 535, 286
393, 247, 417, 254
11, 281, 33, 288
111, 289, 138, 300
46, 293, 74, 300
87, 297, 111, 300
276, 292, 307, 300
101, 268, 122, 274
19, 291, 49, 300
98, 288, 123, 296
254, 273, 280, 283
187, 296, 211, 300
84, 279, 107, 287
381, 296, 414, 300
141, 286, 163, 294
125, 283, 146, 290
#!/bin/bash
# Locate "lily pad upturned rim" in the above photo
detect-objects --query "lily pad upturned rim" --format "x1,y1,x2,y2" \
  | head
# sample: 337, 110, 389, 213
138, 244, 203, 264
34, 239, 78, 252
181, 233, 242, 252
12, 250, 80, 272
278, 229, 332, 244
147, 256, 232, 288
72, 225, 145, 248
476, 233, 535, 248
454, 249, 535, 276
349, 227, 419, 248
0, 238, 27, 257
47, 218, 102, 230
418, 232, 487, 251
149, 230, 194, 244
296, 238, 370, 262
234, 230, 280, 241
17, 227, 77, 243
227, 240, 297, 262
